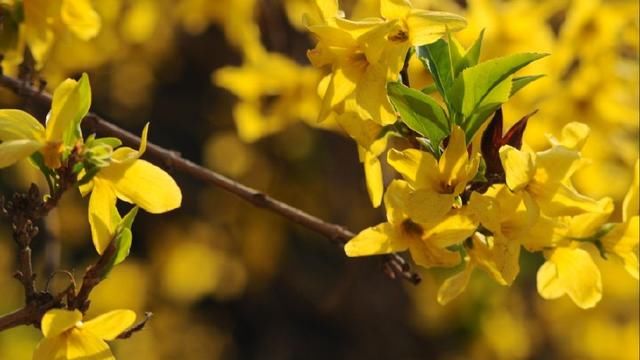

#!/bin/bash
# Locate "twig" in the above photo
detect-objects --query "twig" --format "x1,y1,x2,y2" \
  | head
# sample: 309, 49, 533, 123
43, 212, 61, 277
0, 73, 421, 285
117, 312, 153, 339
68, 242, 117, 313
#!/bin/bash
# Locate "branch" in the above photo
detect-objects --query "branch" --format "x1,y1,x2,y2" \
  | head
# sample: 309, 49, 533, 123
0, 73, 421, 284
68, 242, 117, 312
117, 312, 153, 339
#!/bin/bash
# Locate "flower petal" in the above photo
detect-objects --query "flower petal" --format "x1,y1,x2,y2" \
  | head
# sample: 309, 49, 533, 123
407, 189, 454, 225
384, 179, 412, 226
470, 234, 521, 286
387, 148, 439, 190
623, 159, 639, 221
601, 216, 639, 279
534, 145, 583, 185
426, 209, 478, 248
536, 246, 602, 309
101, 159, 182, 214
88, 180, 120, 254
437, 261, 474, 305
0, 139, 43, 169
380, 0, 411, 20
547, 122, 590, 151
406, 10, 467, 46
439, 126, 469, 191
468, 191, 501, 233
362, 148, 383, 208
499, 145, 534, 191
345, 222, 408, 256
46, 73, 91, 146
0, 109, 45, 141
41, 309, 82, 338
111, 123, 149, 164
536, 183, 606, 217
33, 336, 67, 360
83, 310, 136, 341
410, 238, 461, 268
66, 328, 113, 360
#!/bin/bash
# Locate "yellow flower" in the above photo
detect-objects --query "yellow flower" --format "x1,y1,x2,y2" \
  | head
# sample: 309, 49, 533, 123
33, 308, 136, 360
467, 185, 537, 284
380, 0, 467, 46
308, 15, 402, 125
306, 1, 465, 125
499, 122, 603, 217
0, 73, 90, 169
357, 135, 388, 208
438, 186, 537, 305
21, 0, 101, 66
345, 179, 476, 268
80, 125, 182, 254
536, 245, 602, 309
601, 216, 639, 279
601, 159, 639, 279
532, 196, 614, 308
387, 126, 479, 223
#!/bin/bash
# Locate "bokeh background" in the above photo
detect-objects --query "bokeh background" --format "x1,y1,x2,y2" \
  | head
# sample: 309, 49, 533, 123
0, 0, 638, 359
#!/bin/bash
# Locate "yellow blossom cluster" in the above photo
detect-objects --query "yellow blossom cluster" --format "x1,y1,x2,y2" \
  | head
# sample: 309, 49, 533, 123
299, 0, 638, 310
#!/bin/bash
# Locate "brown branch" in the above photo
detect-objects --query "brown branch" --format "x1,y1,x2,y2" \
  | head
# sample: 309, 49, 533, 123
0, 73, 421, 284
0, 149, 111, 331
68, 243, 117, 313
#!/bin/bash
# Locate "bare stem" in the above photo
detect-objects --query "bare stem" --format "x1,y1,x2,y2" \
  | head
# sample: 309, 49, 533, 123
0, 73, 421, 284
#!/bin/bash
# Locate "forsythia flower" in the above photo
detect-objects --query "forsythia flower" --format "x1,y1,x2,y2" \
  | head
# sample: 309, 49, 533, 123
0, 73, 90, 169
499, 122, 603, 217
345, 179, 477, 268
536, 244, 603, 309
602, 159, 640, 278
33, 308, 136, 360
307, 16, 401, 125
380, 0, 467, 47
387, 126, 479, 223
437, 185, 537, 305
306, 0, 465, 125
80, 125, 182, 254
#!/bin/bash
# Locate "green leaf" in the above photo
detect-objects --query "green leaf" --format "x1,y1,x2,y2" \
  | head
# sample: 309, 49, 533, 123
119, 206, 139, 232
112, 228, 132, 266
421, 84, 438, 94
388, 82, 449, 148
417, 39, 455, 103
453, 29, 484, 76
99, 206, 138, 279
464, 76, 513, 140
446, 32, 465, 71
451, 53, 547, 118
76, 166, 100, 186
90, 137, 122, 149
511, 75, 545, 96
449, 52, 547, 139
29, 152, 55, 192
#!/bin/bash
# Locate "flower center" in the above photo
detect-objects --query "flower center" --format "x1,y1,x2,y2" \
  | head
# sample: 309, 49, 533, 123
401, 218, 424, 238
